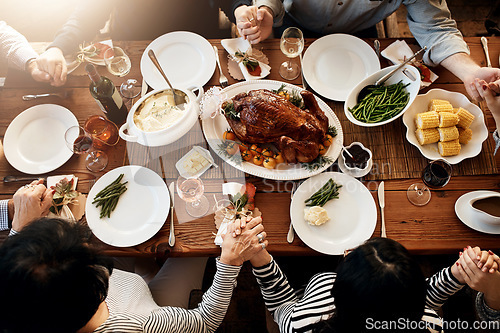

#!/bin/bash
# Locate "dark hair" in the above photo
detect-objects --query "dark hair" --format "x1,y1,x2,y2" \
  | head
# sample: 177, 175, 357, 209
0, 218, 113, 333
315, 238, 427, 333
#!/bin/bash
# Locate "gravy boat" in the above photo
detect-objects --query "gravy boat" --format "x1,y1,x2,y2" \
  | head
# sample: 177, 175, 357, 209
468, 192, 500, 226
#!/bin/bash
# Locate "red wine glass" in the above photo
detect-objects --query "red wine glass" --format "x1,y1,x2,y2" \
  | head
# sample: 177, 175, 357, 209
407, 159, 452, 206
64, 126, 108, 172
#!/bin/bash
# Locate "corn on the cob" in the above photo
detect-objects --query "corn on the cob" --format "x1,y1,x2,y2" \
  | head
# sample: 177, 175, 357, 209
438, 139, 461, 157
415, 111, 439, 129
452, 108, 459, 114
438, 126, 459, 142
439, 112, 459, 127
456, 107, 475, 128
429, 99, 453, 112
458, 127, 473, 144
416, 128, 440, 145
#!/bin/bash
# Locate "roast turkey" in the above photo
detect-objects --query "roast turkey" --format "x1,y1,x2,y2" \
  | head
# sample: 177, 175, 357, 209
224, 89, 329, 163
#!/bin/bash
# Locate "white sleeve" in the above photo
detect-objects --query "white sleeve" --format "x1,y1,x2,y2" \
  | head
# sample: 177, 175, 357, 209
0, 21, 38, 71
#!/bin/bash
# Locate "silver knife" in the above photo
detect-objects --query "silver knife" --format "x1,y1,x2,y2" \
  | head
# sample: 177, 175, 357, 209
481, 37, 492, 68
378, 181, 386, 238
299, 52, 307, 90
168, 182, 176, 247
287, 182, 297, 243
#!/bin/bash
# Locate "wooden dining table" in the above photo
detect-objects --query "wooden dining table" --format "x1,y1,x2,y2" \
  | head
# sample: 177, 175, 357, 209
0, 37, 499, 257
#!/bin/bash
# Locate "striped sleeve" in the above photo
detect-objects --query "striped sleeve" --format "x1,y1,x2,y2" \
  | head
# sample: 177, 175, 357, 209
253, 260, 336, 333
143, 259, 241, 333
425, 266, 464, 311
422, 308, 444, 333
94, 313, 147, 332
0, 200, 9, 231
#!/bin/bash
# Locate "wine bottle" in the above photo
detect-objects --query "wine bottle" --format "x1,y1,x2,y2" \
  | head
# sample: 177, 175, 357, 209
85, 63, 127, 125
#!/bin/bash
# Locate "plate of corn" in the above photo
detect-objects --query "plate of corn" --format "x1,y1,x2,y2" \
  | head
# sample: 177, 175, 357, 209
402, 89, 488, 164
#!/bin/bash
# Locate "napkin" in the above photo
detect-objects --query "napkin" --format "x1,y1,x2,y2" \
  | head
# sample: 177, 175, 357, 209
221, 38, 271, 81
214, 182, 243, 246
381, 40, 438, 88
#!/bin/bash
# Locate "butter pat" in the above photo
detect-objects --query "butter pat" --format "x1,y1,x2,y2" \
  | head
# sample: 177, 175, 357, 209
176, 146, 216, 178
304, 206, 329, 226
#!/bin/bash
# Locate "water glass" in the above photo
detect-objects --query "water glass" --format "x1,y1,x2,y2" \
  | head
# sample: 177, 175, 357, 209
103, 47, 131, 77
177, 176, 210, 218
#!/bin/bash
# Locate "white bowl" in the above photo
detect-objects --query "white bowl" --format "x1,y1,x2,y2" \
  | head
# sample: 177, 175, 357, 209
402, 89, 489, 164
344, 64, 421, 127
338, 142, 373, 178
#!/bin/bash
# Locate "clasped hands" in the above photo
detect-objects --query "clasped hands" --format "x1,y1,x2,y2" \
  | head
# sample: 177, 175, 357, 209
219, 215, 269, 267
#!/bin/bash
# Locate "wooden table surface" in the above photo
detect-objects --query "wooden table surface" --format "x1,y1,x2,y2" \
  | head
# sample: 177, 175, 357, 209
1, 37, 499, 256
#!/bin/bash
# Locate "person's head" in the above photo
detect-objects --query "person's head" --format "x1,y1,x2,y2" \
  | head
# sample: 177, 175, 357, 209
0, 218, 113, 333
319, 238, 427, 332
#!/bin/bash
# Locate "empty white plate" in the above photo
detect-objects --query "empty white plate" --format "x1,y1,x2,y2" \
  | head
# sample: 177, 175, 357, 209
4, 104, 78, 174
302, 34, 380, 101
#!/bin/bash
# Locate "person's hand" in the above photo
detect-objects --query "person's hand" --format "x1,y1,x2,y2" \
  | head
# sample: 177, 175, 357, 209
231, 215, 252, 237
464, 67, 500, 101
457, 247, 500, 310
234, 5, 273, 44
36, 47, 68, 87
451, 246, 499, 284
26, 60, 51, 83
12, 180, 54, 232
220, 216, 267, 266
474, 78, 500, 132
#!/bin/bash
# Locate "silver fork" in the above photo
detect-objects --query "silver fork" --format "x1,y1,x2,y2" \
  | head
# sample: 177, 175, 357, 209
213, 45, 228, 88
287, 182, 297, 243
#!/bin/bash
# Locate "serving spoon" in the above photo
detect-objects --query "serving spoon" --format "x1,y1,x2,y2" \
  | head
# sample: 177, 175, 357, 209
147, 49, 186, 108
357, 46, 426, 103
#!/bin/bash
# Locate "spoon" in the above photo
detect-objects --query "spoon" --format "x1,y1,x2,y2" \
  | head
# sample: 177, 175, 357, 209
147, 49, 186, 108
357, 46, 427, 103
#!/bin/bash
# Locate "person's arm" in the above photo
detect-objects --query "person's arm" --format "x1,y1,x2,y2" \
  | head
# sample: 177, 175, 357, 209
252, 258, 336, 332
0, 21, 38, 71
404, 0, 468, 67
425, 265, 465, 311
143, 217, 266, 333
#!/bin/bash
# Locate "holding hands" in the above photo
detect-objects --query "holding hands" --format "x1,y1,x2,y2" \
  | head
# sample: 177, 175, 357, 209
35, 47, 68, 86
455, 246, 500, 311
220, 216, 268, 266
11, 179, 54, 232
234, 5, 274, 44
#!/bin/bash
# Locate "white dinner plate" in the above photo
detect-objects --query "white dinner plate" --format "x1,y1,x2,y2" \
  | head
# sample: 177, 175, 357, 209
85, 165, 170, 247
402, 89, 489, 164
140, 31, 216, 90
291, 172, 377, 255
201, 80, 344, 180
455, 191, 500, 234
302, 34, 380, 101
4, 104, 78, 174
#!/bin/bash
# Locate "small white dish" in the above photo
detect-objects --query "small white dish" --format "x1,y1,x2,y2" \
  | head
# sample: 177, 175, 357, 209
176, 146, 216, 178
455, 191, 500, 234
338, 142, 373, 178
344, 64, 421, 127
402, 89, 489, 164
468, 192, 500, 226
221, 37, 271, 80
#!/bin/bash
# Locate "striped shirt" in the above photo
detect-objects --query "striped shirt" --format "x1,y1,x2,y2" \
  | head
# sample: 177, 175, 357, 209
0, 21, 38, 71
253, 260, 464, 333
95, 259, 241, 332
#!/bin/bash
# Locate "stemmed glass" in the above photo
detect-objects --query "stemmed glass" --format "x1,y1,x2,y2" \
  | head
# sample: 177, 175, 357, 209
64, 126, 108, 172
279, 27, 304, 80
177, 176, 210, 218
407, 159, 452, 206
103, 47, 139, 106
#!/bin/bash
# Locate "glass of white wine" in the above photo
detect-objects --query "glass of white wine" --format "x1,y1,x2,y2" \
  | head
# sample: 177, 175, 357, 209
279, 27, 304, 80
177, 176, 210, 218
103, 47, 131, 77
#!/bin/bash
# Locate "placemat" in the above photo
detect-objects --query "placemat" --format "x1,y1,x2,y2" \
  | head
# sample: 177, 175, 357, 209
328, 101, 498, 180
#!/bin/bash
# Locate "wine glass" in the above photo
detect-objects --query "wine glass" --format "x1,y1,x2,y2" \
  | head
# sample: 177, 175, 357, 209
103, 47, 131, 77
407, 159, 452, 206
177, 176, 210, 218
64, 126, 108, 172
279, 27, 304, 80
84, 115, 119, 150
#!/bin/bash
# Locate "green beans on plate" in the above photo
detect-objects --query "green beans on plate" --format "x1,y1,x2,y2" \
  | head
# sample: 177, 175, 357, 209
92, 173, 128, 219
349, 82, 410, 123
305, 178, 342, 207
